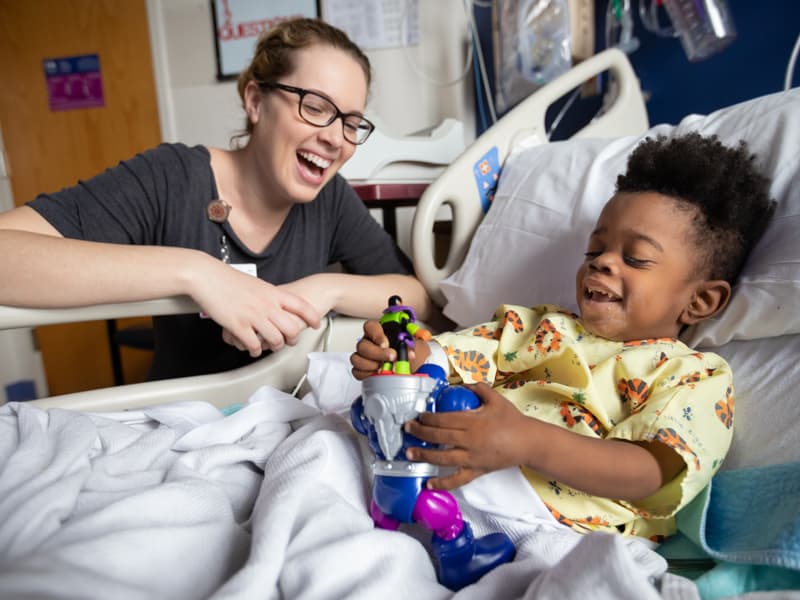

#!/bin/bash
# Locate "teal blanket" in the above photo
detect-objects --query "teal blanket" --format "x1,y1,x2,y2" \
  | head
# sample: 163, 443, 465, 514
659, 461, 800, 598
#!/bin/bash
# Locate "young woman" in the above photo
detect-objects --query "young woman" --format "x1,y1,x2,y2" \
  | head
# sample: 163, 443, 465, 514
0, 18, 432, 379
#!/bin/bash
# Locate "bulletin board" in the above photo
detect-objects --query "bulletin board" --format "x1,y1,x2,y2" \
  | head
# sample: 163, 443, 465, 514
321, 0, 419, 50
211, 0, 319, 80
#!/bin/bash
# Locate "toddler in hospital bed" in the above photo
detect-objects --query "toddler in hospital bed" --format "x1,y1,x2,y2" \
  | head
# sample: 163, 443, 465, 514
350, 132, 775, 542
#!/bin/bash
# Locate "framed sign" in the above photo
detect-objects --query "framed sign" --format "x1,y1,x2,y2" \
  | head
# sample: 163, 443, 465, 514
43, 54, 105, 111
211, 0, 319, 81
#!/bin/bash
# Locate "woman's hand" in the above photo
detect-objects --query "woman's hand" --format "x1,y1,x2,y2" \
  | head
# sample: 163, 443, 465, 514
404, 383, 533, 490
192, 261, 321, 357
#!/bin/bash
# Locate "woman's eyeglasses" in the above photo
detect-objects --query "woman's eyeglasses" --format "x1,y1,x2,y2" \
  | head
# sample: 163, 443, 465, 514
262, 82, 375, 145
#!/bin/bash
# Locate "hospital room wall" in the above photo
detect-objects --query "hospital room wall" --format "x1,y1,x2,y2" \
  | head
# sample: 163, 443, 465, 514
146, 0, 476, 148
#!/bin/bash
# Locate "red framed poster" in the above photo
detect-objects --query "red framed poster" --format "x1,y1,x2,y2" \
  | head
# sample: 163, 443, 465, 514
211, 0, 319, 81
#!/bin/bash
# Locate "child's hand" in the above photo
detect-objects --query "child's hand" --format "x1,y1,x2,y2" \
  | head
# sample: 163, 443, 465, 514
350, 320, 395, 380
404, 383, 531, 490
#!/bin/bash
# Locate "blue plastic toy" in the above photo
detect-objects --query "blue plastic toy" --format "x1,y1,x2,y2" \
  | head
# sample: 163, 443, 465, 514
351, 332, 516, 590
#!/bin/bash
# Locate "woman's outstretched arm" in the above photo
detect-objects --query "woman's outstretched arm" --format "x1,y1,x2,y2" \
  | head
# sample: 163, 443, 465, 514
0, 206, 320, 355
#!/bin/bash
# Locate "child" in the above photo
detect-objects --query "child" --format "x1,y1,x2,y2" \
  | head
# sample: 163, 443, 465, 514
350, 132, 776, 541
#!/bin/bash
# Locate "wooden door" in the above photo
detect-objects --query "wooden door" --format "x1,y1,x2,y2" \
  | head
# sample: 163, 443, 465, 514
0, 0, 162, 395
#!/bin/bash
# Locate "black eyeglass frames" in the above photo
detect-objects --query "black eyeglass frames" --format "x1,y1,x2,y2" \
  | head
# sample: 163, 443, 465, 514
262, 82, 375, 145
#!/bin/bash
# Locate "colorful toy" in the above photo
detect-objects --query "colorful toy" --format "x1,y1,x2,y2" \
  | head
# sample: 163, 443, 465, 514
377, 294, 431, 374
350, 297, 516, 590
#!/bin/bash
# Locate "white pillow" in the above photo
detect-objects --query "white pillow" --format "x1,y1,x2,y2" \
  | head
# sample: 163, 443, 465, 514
714, 334, 800, 470
440, 88, 800, 349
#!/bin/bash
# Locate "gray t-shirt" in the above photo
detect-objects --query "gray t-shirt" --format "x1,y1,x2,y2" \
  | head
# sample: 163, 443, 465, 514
29, 143, 412, 379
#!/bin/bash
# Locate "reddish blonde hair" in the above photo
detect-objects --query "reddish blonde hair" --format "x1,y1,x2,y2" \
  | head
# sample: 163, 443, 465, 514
233, 18, 371, 143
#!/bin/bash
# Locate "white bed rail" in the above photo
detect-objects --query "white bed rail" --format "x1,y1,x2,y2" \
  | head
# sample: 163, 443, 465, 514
0, 296, 199, 329
0, 296, 365, 411
412, 48, 649, 306
26, 315, 365, 412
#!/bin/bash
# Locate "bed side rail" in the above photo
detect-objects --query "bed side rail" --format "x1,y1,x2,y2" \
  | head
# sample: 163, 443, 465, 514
27, 315, 365, 412
0, 298, 364, 412
0, 296, 199, 330
412, 48, 649, 306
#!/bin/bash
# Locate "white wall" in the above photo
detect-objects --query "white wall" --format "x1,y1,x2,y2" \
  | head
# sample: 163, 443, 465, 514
145, 0, 477, 148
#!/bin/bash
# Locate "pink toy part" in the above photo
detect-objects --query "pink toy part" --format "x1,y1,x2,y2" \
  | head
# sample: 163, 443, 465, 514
411, 489, 464, 541
370, 499, 400, 531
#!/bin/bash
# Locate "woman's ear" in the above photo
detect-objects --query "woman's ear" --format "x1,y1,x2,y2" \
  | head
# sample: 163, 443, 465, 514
680, 280, 732, 326
243, 81, 263, 125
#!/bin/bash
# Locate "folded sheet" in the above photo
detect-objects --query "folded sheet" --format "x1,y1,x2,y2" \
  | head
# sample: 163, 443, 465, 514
679, 462, 800, 570
664, 462, 800, 599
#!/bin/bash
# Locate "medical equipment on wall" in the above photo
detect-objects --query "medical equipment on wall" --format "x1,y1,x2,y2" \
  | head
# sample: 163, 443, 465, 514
661, 0, 736, 61
605, 0, 640, 54
493, 0, 572, 114
605, 0, 736, 62
786, 32, 800, 91
637, 0, 675, 38
338, 117, 465, 183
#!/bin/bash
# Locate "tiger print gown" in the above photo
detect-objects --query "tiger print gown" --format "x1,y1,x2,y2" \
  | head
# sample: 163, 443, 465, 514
432, 304, 734, 541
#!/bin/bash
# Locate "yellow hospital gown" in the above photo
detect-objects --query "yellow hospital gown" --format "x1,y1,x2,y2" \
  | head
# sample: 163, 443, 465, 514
433, 304, 734, 540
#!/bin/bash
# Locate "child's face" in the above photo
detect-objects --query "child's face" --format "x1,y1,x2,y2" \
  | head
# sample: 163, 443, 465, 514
575, 191, 705, 342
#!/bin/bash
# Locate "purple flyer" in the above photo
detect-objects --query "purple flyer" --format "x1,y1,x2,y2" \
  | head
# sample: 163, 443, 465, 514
43, 54, 105, 111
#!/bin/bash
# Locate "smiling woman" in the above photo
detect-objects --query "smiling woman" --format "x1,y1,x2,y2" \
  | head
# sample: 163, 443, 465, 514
0, 17, 433, 381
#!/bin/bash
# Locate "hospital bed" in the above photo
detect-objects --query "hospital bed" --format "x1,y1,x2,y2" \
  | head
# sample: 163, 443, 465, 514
1, 49, 798, 599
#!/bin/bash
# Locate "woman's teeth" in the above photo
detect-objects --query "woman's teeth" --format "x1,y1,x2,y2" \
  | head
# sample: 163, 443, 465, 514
298, 151, 331, 169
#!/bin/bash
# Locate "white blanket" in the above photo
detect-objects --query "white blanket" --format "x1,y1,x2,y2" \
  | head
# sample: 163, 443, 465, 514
0, 355, 701, 600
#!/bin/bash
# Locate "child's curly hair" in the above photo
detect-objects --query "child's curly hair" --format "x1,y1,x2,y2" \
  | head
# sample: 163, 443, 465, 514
616, 132, 776, 284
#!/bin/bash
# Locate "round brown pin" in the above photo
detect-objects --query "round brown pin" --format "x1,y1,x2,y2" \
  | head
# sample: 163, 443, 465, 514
206, 199, 231, 223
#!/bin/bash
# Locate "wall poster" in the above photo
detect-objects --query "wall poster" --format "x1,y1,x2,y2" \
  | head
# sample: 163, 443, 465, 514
43, 54, 105, 111
211, 0, 319, 80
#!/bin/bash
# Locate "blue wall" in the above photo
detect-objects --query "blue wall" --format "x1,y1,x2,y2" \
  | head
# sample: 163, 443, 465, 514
474, 1, 800, 134
625, 0, 800, 125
